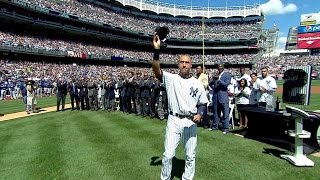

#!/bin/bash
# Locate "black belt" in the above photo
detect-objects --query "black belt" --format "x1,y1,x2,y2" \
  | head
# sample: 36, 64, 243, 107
169, 111, 194, 119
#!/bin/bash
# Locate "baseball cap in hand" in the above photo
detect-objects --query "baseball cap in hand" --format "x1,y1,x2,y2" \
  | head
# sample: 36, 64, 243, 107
154, 26, 169, 42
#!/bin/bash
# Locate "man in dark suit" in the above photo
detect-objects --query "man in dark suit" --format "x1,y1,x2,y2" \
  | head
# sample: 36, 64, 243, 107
209, 64, 231, 134
118, 77, 127, 112
133, 75, 142, 115
56, 78, 68, 111
140, 75, 153, 117
79, 80, 89, 110
68, 79, 80, 110
106, 78, 116, 111
87, 81, 95, 110
125, 72, 135, 113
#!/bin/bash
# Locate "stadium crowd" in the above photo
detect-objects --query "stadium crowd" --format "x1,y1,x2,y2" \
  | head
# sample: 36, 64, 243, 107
0, 55, 319, 120
254, 55, 320, 74
1, 54, 319, 101
22, 0, 261, 39
0, 59, 174, 118
0, 30, 256, 64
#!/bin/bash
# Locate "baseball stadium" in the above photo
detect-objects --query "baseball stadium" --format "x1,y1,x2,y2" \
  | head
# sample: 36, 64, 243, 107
0, 0, 320, 179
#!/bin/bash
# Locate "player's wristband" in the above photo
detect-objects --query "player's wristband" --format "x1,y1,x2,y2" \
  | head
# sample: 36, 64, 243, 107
153, 49, 160, 60
197, 104, 206, 117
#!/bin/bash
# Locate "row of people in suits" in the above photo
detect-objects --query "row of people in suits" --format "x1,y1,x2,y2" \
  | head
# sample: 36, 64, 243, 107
117, 74, 168, 118
56, 78, 117, 111
55, 76, 169, 119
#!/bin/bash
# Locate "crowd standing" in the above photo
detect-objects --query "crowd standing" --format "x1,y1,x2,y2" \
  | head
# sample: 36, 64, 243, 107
22, 0, 262, 40
0, 30, 257, 64
2, 29, 320, 70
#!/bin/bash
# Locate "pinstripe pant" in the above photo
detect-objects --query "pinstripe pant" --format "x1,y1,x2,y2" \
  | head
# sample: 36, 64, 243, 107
161, 115, 197, 180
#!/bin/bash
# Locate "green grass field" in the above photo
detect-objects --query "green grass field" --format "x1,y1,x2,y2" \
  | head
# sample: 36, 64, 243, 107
0, 111, 319, 180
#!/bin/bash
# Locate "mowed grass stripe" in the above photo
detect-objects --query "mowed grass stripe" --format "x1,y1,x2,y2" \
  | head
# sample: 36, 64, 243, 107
29, 114, 66, 179
62, 112, 119, 179
197, 129, 320, 180
72, 111, 161, 179
0, 114, 63, 179
192, 128, 278, 179
0, 99, 26, 115
110, 112, 165, 150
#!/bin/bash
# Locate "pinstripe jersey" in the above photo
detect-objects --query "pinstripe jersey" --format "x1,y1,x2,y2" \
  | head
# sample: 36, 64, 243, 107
162, 71, 208, 116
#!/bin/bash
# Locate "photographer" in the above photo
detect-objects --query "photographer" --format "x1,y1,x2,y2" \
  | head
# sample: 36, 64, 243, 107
26, 79, 38, 114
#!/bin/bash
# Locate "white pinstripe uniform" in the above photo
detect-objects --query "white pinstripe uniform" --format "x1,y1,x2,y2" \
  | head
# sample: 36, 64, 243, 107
258, 75, 277, 103
161, 71, 208, 180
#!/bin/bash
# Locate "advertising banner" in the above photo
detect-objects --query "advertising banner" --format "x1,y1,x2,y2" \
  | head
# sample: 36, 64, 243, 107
301, 20, 317, 26
297, 24, 320, 34
297, 32, 320, 49
301, 13, 320, 25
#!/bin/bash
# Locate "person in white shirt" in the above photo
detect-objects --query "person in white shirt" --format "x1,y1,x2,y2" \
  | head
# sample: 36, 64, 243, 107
258, 67, 277, 107
228, 76, 237, 103
234, 78, 251, 128
196, 65, 209, 128
237, 67, 251, 87
249, 73, 261, 105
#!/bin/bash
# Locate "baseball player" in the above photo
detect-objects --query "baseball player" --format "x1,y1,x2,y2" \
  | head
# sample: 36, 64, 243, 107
152, 34, 208, 180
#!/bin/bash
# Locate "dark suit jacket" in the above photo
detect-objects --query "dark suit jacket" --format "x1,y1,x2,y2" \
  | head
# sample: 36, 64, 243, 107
209, 71, 231, 104
141, 79, 153, 98
125, 79, 134, 97
57, 81, 68, 96
106, 80, 116, 99
117, 80, 126, 97
79, 83, 88, 97
68, 82, 79, 97
133, 79, 141, 98
151, 80, 160, 99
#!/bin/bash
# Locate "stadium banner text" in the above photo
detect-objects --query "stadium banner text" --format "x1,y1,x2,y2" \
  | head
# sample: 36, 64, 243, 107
67, 51, 86, 59
297, 32, 320, 49
298, 24, 320, 34
300, 13, 320, 26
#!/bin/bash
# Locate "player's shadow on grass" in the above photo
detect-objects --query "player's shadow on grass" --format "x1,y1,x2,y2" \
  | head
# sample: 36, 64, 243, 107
150, 156, 185, 180
263, 148, 288, 158
36, 107, 45, 113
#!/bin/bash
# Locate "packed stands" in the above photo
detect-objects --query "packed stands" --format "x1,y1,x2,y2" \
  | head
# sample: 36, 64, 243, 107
22, 0, 262, 40
0, 30, 257, 64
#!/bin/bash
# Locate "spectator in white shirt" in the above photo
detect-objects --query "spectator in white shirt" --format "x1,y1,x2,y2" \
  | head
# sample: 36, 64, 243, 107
234, 78, 251, 129
227, 76, 237, 103
237, 67, 251, 87
258, 67, 277, 107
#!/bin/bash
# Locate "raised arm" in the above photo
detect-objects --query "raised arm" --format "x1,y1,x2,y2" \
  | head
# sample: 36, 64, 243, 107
152, 35, 162, 80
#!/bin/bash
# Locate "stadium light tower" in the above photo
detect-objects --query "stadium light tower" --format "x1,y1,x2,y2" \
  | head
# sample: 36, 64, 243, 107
202, 16, 205, 71
173, 0, 176, 16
